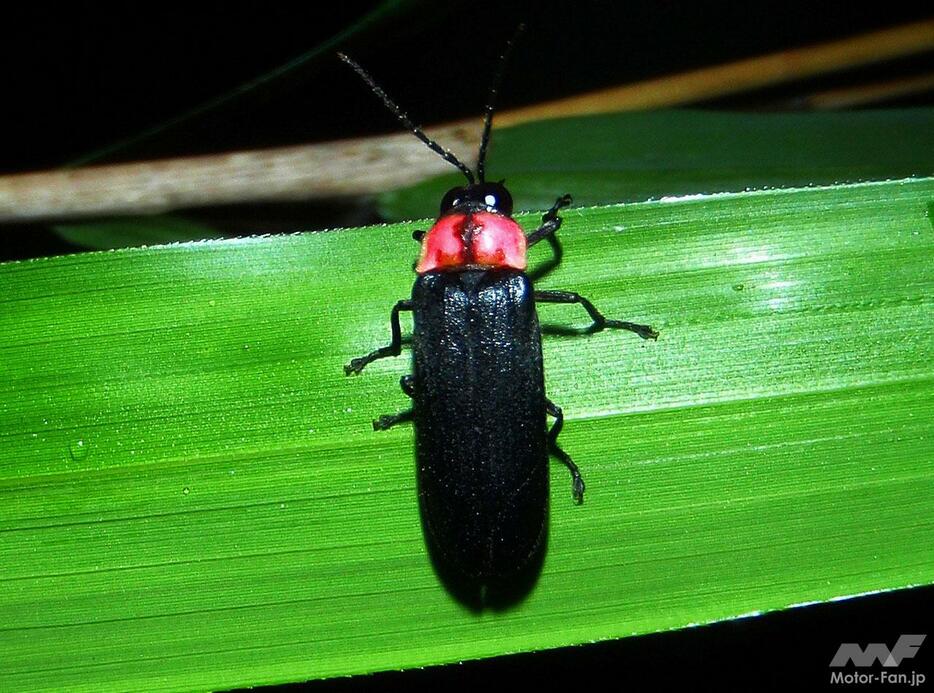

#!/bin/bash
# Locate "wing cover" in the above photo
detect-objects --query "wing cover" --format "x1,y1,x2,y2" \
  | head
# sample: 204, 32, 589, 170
412, 269, 548, 579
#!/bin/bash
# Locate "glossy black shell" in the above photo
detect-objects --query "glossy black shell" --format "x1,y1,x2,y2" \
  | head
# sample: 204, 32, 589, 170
411, 268, 547, 581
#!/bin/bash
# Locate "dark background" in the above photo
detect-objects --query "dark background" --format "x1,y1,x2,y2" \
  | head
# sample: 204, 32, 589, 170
3, 0, 934, 258
5, 2, 933, 690
10, 1, 933, 172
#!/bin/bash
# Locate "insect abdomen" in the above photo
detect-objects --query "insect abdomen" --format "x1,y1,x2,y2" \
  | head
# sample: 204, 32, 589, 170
411, 269, 548, 580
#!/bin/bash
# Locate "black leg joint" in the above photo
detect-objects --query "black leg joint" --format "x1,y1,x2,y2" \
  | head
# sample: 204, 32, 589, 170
526, 194, 572, 247
535, 290, 658, 340
344, 299, 414, 375
545, 398, 585, 504
373, 409, 413, 431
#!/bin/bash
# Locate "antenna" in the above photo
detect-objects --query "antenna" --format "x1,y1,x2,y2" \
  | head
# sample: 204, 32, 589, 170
338, 52, 476, 184
477, 24, 525, 183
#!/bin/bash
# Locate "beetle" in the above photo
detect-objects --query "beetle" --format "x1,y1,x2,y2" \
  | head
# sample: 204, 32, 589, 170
339, 45, 657, 591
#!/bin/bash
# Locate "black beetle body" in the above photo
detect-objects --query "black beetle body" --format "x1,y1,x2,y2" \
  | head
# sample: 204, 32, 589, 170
412, 269, 547, 580
339, 46, 658, 598
344, 200, 657, 589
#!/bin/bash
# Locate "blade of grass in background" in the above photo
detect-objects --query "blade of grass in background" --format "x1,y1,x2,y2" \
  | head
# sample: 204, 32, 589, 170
1, 177, 932, 691
53, 215, 228, 249
52, 108, 934, 250
380, 108, 934, 219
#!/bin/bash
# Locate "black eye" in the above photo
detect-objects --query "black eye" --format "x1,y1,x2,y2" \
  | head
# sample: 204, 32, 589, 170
478, 182, 513, 216
440, 187, 465, 215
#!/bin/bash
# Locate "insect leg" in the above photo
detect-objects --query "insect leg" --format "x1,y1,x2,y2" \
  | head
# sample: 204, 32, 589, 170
369, 376, 415, 430
526, 194, 572, 247
545, 399, 584, 504
373, 409, 413, 431
535, 290, 658, 340
344, 299, 414, 375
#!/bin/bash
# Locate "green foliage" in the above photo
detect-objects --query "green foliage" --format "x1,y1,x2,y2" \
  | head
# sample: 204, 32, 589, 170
2, 177, 932, 690
55, 109, 934, 250
381, 109, 934, 218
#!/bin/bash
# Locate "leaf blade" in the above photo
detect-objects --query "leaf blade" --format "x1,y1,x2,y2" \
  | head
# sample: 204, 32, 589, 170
1, 178, 932, 691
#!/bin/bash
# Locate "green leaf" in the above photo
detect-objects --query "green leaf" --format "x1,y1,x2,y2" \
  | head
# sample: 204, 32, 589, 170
53, 215, 228, 250
380, 109, 934, 220
1, 177, 932, 691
